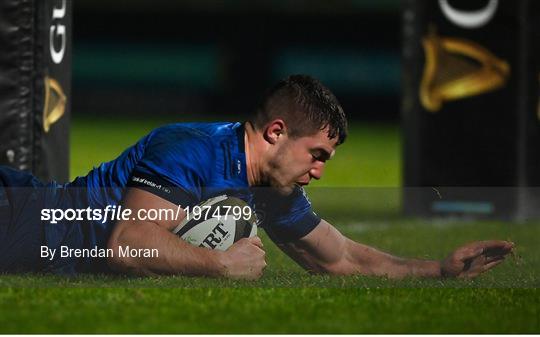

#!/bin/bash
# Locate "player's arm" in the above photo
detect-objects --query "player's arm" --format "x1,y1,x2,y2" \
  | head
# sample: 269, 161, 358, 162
277, 219, 513, 279
106, 188, 266, 279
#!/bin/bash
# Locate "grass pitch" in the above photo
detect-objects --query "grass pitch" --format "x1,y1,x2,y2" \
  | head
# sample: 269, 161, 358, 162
0, 116, 538, 333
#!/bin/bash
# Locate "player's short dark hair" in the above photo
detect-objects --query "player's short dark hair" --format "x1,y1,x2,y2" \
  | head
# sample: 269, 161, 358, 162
252, 74, 348, 145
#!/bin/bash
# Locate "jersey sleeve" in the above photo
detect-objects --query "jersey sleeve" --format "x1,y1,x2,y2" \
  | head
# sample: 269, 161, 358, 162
255, 186, 321, 243
127, 126, 213, 207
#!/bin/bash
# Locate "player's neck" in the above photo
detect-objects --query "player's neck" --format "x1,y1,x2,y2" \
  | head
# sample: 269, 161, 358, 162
244, 122, 263, 186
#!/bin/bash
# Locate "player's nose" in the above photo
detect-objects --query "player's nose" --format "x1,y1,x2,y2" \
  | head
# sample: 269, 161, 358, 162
309, 162, 325, 180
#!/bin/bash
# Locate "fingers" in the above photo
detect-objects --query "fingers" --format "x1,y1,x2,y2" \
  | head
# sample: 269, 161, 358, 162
483, 244, 514, 259
455, 245, 484, 262
482, 258, 505, 271
467, 259, 505, 278
248, 236, 264, 249
231, 236, 264, 250
249, 238, 267, 280
458, 240, 514, 261
223, 236, 267, 280
485, 254, 505, 264
243, 236, 266, 259
460, 255, 507, 278
470, 254, 505, 270
475, 240, 514, 252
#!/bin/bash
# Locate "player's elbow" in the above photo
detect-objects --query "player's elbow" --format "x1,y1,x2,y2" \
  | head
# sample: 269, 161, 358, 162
106, 232, 132, 273
106, 226, 152, 276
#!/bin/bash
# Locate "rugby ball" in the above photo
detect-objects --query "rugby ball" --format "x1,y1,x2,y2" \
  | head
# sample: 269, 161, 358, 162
172, 195, 257, 251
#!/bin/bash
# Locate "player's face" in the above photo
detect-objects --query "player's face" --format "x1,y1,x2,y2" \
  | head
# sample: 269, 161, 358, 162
267, 127, 338, 195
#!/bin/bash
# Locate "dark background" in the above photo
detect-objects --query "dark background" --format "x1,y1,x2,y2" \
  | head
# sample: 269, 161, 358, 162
72, 0, 401, 121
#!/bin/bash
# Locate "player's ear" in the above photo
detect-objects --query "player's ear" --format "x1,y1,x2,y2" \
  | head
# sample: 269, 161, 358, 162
264, 119, 286, 144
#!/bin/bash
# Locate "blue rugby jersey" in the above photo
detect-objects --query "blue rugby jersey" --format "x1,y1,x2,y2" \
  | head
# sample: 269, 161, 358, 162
49, 122, 320, 273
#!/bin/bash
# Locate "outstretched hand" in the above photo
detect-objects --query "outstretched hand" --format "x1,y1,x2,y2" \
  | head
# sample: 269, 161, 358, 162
441, 240, 514, 278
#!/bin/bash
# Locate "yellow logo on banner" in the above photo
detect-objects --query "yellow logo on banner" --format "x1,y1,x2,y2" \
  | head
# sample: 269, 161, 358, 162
420, 29, 510, 112
43, 76, 66, 132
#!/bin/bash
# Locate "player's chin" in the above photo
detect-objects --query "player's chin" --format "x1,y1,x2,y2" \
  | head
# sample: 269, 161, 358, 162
273, 184, 296, 196
266, 176, 296, 195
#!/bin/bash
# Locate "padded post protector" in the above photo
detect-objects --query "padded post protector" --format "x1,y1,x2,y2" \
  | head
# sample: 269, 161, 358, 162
402, 0, 540, 219
0, 0, 71, 183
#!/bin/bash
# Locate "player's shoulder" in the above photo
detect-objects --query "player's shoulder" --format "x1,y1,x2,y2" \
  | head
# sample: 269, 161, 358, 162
147, 122, 242, 149
138, 122, 244, 179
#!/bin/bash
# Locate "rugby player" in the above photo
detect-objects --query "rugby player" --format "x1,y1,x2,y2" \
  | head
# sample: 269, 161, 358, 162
0, 75, 513, 279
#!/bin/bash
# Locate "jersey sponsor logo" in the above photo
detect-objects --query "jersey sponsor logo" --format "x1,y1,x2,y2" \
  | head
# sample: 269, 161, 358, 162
131, 176, 172, 194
